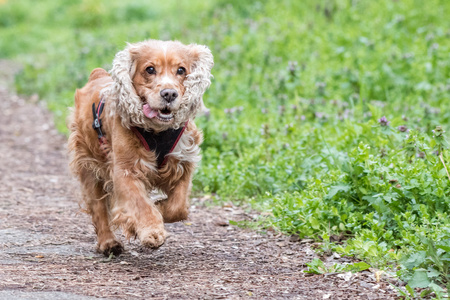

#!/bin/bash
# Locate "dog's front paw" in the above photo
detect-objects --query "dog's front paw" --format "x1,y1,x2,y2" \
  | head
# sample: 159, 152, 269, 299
138, 225, 167, 249
97, 238, 124, 257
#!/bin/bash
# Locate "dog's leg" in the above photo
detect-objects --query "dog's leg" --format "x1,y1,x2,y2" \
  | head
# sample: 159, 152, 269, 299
91, 193, 124, 256
80, 170, 124, 256
156, 172, 192, 223
111, 167, 167, 249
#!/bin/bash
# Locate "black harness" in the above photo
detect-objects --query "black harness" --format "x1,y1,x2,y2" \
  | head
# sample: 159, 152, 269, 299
92, 99, 186, 168
131, 125, 186, 167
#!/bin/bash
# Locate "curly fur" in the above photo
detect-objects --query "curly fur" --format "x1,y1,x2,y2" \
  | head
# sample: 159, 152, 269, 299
68, 40, 213, 256
102, 40, 213, 131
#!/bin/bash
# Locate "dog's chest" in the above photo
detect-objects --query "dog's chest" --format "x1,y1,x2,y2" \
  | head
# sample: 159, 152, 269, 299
164, 130, 201, 166
136, 129, 201, 177
132, 125, 186, 167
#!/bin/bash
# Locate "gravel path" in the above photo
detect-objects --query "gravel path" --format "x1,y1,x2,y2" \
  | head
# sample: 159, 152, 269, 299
0, 61, 398, 299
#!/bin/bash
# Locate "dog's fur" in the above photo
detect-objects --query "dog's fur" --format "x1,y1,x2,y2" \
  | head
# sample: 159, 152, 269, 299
68, 40, 213, 256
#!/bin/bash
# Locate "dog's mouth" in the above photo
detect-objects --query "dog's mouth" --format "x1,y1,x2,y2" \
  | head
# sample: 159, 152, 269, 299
156, 108, 174, 122
143, 104, 174, 122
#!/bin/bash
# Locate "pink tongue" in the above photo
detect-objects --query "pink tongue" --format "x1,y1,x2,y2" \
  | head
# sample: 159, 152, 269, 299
143, 104, 158, 119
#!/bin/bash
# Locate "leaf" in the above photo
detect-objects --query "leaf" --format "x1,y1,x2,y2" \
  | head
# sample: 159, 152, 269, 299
428, 283, 444, 294
308, 216, 321, 230
341, 261, 371, 273
436, 244, 450, 252
228, 220, 239, 226
304, 258, 326, 274
427, 267, 441, 278
390, 283, 407, 297
326, 184, 351, 199
435, 239, 450, 252
419, 289, 432, 298
346, 261, 371, 272
401, 251, 426, 269
405, 285, 415, 297
408, 269, 431, 288
423, 238, 445, 270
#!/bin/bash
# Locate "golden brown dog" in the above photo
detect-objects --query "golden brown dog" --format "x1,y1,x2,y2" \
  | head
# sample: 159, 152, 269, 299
68, 40, 213, 256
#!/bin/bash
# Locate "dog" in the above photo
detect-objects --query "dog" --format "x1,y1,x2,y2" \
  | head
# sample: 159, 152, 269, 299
68, 40, 213, 256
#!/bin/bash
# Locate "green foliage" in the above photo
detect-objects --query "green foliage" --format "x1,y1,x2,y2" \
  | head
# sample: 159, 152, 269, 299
391, 282, 437, 300
305, 258, 370, 275
399, 236, 450, 292
1, 0, 450, 293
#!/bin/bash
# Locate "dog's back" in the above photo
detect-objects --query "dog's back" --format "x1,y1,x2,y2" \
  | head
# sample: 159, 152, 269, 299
74, 68, 111, 110
68, 68, 113, 179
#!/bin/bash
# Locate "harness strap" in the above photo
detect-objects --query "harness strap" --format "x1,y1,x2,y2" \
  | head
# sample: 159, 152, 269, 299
92, 99, 109, 156
131, 121, 188, 168
92, 99, 187, 168
161, 122, 187, 166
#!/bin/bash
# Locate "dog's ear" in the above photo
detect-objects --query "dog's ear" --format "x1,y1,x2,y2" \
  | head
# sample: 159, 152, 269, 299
108, 44, 144, 128
183, 44, 214, 115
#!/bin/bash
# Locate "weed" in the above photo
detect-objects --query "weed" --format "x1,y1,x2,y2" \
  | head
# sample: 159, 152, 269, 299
1, 0, 450, 295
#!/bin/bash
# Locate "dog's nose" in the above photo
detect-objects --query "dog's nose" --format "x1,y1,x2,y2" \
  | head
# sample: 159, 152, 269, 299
160, 89, 178, 103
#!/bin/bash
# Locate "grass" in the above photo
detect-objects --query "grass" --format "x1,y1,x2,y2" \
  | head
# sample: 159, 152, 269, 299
1, 0, 449, 295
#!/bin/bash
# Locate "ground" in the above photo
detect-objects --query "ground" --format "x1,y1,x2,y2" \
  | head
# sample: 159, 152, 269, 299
0, 61, 399, 299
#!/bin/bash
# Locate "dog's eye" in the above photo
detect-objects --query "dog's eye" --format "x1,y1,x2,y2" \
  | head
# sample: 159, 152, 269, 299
146, 66, 156, 75
177, 67, 186, 75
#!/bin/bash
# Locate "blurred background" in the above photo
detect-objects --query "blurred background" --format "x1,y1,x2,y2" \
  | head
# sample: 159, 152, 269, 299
1, 0, 449, 290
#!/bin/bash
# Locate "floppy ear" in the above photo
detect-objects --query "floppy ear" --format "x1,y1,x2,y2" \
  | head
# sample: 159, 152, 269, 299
108, 44, 145, 128
182, 44, 214, 116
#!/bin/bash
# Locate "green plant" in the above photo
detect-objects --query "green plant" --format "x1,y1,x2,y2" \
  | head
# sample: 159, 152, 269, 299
304, 258, 370, 275
1, 0, 450, 293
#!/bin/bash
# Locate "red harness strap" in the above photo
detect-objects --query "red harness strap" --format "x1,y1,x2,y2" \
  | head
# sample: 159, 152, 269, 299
161, 122, 187, 166
131, 121, 188, 168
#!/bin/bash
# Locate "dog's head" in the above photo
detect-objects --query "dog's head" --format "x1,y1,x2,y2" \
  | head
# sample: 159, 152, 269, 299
105, 40, 213, 131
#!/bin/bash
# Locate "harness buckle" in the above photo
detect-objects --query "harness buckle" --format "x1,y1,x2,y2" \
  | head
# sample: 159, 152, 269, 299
91, 99, 110, 156
92, 102, 104, 139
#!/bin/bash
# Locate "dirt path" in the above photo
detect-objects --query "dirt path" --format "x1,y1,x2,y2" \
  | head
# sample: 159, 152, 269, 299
0, 61, 398, 299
